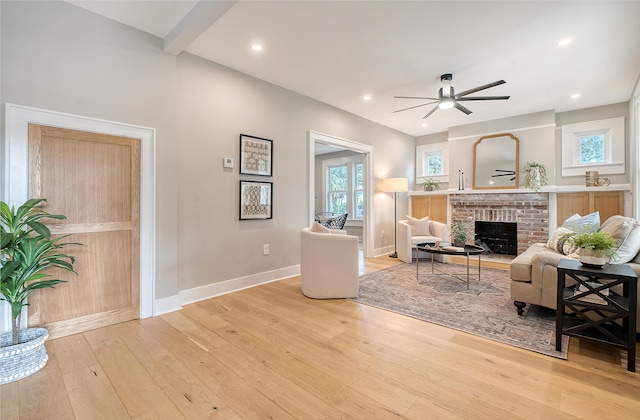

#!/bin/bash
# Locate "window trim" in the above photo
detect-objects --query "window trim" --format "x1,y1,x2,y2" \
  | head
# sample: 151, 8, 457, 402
561, 117, 625, 176
416, 142, 449, 183
321, 155, 364, 220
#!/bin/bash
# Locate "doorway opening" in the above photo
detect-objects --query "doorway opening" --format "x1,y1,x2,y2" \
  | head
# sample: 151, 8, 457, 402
308, 131, 374, 258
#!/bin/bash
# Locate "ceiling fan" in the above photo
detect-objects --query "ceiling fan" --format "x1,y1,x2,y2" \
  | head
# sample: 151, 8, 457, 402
393, 73, 510, 119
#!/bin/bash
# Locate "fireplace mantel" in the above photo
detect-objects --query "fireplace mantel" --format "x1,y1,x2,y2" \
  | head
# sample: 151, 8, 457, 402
409, 184, 631, 196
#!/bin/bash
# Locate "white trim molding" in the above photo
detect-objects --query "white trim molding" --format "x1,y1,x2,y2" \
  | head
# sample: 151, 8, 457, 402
2, 103, 156, 333
308, 130, 374, 258
561, 117, 625, 176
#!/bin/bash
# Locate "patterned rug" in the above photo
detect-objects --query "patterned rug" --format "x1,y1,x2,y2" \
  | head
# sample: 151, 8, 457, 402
354, 261, 569, 359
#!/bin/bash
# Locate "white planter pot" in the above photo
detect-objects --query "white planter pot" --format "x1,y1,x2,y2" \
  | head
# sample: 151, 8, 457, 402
579, 251, 606, 268
0, 328, 49, 384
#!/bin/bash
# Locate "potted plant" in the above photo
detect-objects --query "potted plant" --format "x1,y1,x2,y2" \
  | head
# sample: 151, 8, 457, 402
418, 178, 441, 191
450, 220, 468, 247
0, 198, 79, 384
562, 229, 617, 267
522, 162, 548, 191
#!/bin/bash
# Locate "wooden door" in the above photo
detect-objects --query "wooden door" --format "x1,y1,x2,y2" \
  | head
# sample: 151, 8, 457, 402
28, 124, 140, 339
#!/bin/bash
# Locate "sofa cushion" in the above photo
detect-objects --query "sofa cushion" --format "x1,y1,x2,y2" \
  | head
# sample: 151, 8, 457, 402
406, 215, 430, 236
510, 243, 548, 282
547, 227, 579, 255
310, 221, 331, 233
562, 211, 600, 232
600, 215, 640, 264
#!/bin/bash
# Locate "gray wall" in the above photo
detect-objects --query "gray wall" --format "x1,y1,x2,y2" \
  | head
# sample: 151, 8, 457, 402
1, 1, 414, 300
416, 105, 631, 189
1, 0, 180, 299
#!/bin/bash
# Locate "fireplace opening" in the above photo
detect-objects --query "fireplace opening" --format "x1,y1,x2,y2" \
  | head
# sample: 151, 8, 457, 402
475, 221, 517, 255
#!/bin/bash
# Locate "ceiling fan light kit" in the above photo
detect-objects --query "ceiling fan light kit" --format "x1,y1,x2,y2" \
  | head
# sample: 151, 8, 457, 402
393, 73, 510, 119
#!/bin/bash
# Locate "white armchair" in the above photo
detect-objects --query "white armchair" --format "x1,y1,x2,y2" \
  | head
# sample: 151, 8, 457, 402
300, 226, 359, 298
397, 219, 449, 263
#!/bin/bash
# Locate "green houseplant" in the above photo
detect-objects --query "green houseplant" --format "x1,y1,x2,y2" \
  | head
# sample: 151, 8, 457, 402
418, 178, 441, 191
450, 220, 468, 247
1, 198, 79, 384
562, 229, 617, 267
522, 162, 548, 191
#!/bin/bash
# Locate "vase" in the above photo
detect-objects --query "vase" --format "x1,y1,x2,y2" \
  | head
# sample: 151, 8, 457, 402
579, 249, 606, 268
0, 328, 49, 384
528, 167, 542, 191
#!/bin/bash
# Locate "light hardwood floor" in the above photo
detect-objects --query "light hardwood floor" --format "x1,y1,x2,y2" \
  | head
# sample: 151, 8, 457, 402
1, 255, 639, 419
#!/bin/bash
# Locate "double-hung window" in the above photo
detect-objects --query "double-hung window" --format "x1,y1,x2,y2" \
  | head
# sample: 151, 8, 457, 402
322, 156, 363, 220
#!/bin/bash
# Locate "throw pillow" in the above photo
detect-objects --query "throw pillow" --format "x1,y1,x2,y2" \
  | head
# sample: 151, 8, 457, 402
406, 215, 430, 236
547, 227, 579, 255
310, 221, 331, 233
562, 211, 600, 233
600, 215, 640, 264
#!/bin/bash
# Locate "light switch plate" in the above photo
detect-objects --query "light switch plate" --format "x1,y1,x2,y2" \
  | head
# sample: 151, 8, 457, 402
223, 157, 234, 168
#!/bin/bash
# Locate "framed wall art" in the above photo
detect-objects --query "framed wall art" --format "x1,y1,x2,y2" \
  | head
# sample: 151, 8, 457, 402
239, 180, 273, 220
239, 134, 273, 176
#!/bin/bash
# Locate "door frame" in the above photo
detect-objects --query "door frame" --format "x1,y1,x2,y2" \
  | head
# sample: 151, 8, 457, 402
2, 103, 155, 333
308, 130, 374, 258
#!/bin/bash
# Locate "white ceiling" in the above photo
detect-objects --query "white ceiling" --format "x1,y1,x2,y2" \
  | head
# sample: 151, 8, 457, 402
65, 0, 640, 137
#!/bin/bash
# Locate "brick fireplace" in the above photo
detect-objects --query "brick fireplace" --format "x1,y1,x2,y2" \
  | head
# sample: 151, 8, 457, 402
449, 192, 549, 255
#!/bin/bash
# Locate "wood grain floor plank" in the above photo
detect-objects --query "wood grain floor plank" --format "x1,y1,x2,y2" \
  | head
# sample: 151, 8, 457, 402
3, 255, 639, 419
83, 326, 185, 419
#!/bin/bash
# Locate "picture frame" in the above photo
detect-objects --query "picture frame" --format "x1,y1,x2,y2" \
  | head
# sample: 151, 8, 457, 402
239, 134, 273, 176
239, 180, 273, 220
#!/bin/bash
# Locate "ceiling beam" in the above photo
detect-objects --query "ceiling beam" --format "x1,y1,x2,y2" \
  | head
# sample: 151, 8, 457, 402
163, 0, 237, 55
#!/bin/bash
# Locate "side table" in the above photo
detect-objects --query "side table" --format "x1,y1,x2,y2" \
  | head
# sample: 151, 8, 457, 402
556, 258, 637, 372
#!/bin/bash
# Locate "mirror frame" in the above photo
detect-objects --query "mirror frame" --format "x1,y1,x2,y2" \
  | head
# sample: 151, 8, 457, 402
472, 133, 519, 190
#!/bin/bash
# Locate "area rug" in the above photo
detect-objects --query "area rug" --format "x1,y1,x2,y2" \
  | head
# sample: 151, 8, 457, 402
354, 262, 569, 359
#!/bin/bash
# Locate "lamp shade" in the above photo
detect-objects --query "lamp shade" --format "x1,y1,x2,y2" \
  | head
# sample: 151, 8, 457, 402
382, 177, 408, 193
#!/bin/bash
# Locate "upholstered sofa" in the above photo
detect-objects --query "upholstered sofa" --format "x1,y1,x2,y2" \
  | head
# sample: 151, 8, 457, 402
397, 217, 449, 263
509, 214, 640, 332
300, 224, 359, 298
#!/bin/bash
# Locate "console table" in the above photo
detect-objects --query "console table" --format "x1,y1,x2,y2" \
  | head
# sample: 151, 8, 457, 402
556, 258, 637, 372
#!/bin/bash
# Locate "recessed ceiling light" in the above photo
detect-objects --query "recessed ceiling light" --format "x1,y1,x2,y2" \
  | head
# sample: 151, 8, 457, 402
363, 95, 372, 101
557, 38, 573, 47
571, 93, 581, 99
421, 123, 428, 127
251, 44, 263, 52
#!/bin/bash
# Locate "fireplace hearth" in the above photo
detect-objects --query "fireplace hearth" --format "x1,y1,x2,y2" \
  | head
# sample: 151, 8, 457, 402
475, 221, 518, 255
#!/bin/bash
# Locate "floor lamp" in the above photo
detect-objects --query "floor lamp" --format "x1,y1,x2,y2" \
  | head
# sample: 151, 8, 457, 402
382, 177, 408, 258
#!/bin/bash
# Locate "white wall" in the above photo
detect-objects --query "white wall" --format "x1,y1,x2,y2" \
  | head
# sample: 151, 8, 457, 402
1, 0, 179, 300
1, 1, 414, 306
175, 53, 413, 291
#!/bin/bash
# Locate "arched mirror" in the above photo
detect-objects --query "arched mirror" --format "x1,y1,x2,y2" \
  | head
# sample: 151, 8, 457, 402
473, 133, 519, 189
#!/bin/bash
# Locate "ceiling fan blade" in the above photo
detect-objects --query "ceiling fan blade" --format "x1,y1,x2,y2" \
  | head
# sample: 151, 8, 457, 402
393, 96, 439, 100
454, 102, 472, 115
392, 101, 438, 113
456, 95, 510, 101
422, 105, 440, 119
455, 80, 506, 97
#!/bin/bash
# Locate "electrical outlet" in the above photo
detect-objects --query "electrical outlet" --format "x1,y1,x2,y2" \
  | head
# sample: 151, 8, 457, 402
381, 230, 385, 239
263, 244, 269, 255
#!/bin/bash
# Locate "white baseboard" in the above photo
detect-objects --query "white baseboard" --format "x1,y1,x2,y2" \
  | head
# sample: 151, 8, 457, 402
168, 265, 301, 310
152, 294, 183, 317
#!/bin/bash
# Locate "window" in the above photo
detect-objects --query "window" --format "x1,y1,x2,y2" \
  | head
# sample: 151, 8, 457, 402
322, 156, 363, 220
561, 117, 625, 176
416, 142, 449, 183
579, 134, 604, 164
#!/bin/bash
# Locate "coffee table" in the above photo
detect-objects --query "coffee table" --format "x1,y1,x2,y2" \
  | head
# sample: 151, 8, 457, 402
416, 243, 484, 289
